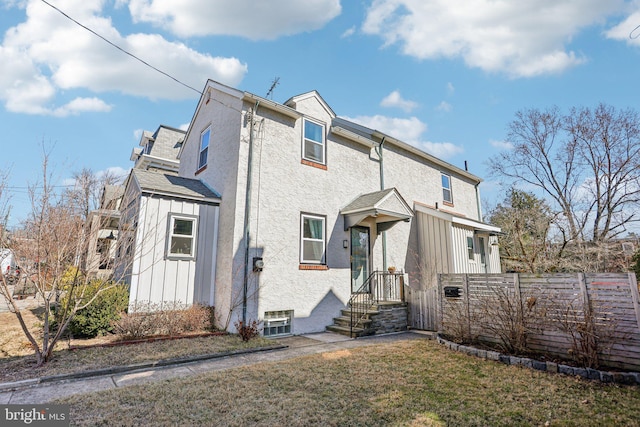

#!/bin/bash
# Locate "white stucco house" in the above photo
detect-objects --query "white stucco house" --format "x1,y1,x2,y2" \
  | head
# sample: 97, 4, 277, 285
114, 79, 501, 335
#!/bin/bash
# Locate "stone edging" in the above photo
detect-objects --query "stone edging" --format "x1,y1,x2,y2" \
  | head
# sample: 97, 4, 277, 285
436, 335, 640, 385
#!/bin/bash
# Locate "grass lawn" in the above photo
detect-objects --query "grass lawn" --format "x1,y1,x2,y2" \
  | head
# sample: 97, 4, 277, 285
0, 312, 275, 383
58, 339, 640, 427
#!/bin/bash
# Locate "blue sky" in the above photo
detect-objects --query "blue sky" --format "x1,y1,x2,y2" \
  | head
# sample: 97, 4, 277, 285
1, 0, 640, 228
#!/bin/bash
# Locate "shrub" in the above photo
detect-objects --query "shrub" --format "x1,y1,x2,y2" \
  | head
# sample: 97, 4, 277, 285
60, 282, 129, 338
113, 302, 213, 340
234, 319, 261, 342
112, 312, 156, 340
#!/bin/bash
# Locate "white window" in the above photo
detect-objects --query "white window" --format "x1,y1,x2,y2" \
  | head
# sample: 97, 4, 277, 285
302, 119, 325, 164
300, 213, 326, 264
466, 236, 474, 261
442, 173, 453, 204
167, 214, 197, 259
198, 127, 210, 169
263, 310, 293, 337
478, 236, 486, 265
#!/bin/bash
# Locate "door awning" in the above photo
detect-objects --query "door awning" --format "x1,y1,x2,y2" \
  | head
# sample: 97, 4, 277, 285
340, 188, 414, 231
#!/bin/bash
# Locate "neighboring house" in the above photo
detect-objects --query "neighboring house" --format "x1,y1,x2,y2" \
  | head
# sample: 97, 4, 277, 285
129, 125, 185, 174
85, 185, 123, 279
115, 79, 501, 335
85, 125, 184, 279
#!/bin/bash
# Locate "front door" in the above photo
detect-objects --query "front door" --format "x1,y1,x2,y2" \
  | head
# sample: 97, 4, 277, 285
350, 226, 370, 293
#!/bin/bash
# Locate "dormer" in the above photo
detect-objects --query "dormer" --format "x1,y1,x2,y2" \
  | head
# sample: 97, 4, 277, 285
130, 126, 184, 174
284, 91, 336, 121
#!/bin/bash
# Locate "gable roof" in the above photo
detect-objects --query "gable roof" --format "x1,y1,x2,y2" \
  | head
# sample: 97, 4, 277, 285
284, 90, 336, 118
131, 169, 220, 204
341, 188, 413, 231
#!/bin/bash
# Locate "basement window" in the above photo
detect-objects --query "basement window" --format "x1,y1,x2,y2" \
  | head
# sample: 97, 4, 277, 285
263, 310, 293, 337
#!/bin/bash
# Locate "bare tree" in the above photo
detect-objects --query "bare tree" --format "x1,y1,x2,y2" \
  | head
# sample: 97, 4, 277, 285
0, 153, 124, 366
489, 103, 640, 245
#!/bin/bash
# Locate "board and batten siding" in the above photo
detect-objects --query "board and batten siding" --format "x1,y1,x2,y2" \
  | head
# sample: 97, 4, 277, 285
129, 195, 218, 309
416, 210, 453, 288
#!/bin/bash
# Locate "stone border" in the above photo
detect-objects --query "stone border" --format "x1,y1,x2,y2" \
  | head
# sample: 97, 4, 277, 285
436, 335, 640, 385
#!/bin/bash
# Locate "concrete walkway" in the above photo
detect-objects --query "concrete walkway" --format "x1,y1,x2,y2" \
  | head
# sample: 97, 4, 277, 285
0, 330, 435, 404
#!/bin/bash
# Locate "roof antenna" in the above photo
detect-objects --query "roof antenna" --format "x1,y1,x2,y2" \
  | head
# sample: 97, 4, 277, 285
266, 77, 280, 100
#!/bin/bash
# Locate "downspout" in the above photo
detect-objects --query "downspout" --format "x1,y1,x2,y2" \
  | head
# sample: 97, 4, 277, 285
242, 101, 259, 325
376, 137, 387, 270
474, 182, 483, 222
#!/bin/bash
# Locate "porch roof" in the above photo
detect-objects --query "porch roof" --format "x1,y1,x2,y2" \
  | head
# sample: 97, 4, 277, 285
340, 188, 414, 231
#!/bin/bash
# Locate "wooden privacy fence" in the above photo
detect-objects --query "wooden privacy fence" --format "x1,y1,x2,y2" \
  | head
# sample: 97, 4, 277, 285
436, 273, 640, 372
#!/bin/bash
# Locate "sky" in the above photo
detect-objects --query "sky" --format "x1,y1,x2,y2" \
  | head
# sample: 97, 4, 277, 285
1, 0, 640, 228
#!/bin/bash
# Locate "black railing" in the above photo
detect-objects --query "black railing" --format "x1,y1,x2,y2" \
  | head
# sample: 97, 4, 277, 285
349, 270, 405, 338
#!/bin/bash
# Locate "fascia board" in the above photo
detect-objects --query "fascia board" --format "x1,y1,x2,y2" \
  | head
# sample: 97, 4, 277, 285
331, 126, 376, 148
243, 92, 302, 119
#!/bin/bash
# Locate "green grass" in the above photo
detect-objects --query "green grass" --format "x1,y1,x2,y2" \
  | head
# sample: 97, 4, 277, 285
58, 339, 640, 426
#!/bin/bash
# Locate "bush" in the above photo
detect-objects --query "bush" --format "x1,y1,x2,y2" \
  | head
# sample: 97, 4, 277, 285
234, 319, 261, 342
60, 282, 129, 338
113, 302, 213, 340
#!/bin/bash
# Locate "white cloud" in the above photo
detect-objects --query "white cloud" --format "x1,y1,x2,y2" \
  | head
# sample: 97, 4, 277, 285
127, 0, 341, 40
490, 139, 514, 150
0, 0, 248, 115
436, 101, 452, 112
362, 0, 625, 78
605, 8, 640, 46
341, 26, 356, 38
446, 82, 455, 94
380, 90, 418, 112
52, 97, 112, 117
179, 122, 190, 131
343, 114, 463, 159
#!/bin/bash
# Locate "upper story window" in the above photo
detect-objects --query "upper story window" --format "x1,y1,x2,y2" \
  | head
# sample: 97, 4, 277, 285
167, 214, 198, 259
199, 127, 211, 170
144, 141, 154, 155
302, 119, 325, 165
300, 213, 326, 264
442, 173, 453, 204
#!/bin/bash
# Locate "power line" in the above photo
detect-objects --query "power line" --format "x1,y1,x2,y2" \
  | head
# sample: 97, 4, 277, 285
39, 0, 203, 96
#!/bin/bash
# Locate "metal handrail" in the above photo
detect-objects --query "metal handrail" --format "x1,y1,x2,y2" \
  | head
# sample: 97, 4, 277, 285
348, 270, 405, 338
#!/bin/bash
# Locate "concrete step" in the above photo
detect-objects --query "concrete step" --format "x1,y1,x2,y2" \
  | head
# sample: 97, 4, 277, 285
333, 315, 372, 328
341, 308, 379, 318
325, 324, 373, 338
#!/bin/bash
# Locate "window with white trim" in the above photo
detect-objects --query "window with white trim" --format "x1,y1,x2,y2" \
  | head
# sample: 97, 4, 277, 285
442, 173, 453, 204
198, 127, 210, 169
167, 214, 197, 259
300, 213, 326, 264
466, 236, 475, 261
263, 310, 293, 336
302, 119, 325, 164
